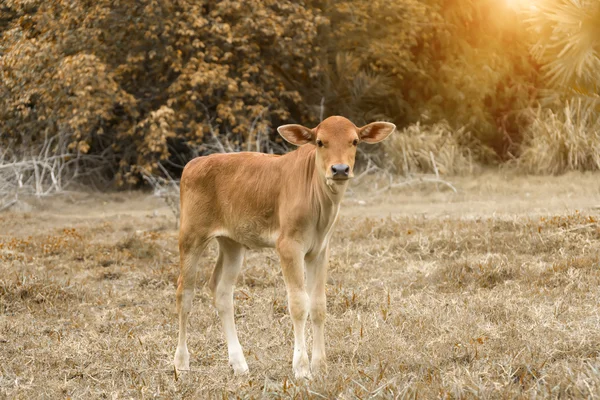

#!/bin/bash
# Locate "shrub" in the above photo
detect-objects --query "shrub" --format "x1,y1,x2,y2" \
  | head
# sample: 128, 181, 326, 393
0, 0, 325, 183
517, 100, 600, 174
383, 121, 491, 175
319, 0, 541, 156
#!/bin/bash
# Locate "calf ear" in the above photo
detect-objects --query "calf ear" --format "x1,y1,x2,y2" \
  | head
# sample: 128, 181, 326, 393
277, 124, 314, 146
358, 122, 396, 143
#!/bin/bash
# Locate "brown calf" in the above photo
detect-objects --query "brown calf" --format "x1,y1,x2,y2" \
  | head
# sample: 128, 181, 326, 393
173, 116, 395, 378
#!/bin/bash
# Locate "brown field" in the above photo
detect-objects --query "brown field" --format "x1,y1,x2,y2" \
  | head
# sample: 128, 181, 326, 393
2, 172, 600, 398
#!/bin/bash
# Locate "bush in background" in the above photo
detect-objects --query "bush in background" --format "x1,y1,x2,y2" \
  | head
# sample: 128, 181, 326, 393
518, 100, 600, 174
318, 0, 541, 156
0, 0, 324, 183
1, 0, 599, 185
383, 121, 493, 176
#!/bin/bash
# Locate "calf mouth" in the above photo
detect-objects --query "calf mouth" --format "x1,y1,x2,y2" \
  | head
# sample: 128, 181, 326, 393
331, 176, 350, 182
326, 176, 352, 186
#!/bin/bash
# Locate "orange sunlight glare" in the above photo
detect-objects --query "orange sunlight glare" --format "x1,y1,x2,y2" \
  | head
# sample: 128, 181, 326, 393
505, 0, 539, 12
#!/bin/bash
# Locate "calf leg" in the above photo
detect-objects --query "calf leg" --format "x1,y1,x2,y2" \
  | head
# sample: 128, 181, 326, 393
277, 238, 310, 379
208, 248, 224, 300
306, 246, 328, 375
174, 237, 209, 371
213, 237, 248, 375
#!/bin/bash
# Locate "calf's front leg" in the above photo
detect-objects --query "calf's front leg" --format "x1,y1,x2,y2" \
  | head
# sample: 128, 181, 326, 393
306, 246, 328, 375
277, 238, 310, 379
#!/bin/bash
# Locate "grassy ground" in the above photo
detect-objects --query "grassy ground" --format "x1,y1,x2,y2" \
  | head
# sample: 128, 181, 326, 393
2, 172, 600, 398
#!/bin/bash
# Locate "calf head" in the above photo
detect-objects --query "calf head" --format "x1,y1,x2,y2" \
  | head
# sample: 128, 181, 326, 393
278, 116, 396, 186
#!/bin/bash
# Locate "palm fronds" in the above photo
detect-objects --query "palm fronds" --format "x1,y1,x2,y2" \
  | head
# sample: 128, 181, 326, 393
527, 0, 600, 93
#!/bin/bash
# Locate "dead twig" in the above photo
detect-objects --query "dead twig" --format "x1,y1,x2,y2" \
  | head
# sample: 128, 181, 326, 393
0, 134, 103, 208
141, 167, 180, 229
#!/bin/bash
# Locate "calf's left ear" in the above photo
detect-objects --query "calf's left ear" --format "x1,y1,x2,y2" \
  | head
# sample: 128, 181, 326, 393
358, 122, 396, 143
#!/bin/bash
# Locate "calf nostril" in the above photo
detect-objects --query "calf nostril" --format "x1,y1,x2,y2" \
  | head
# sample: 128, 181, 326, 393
344, 166, 349, 175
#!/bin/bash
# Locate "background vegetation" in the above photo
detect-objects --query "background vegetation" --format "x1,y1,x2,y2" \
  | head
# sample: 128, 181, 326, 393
1, 0, 599, 185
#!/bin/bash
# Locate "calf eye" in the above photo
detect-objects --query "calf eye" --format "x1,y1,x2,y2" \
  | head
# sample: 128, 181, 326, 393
352, 139, 359, 146
316, 139, 324, 148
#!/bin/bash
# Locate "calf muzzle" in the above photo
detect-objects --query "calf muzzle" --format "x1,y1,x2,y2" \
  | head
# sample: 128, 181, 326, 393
331, 164, 350, 179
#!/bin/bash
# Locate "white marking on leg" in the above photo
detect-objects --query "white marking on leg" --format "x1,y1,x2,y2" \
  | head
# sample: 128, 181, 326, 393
174, 288, 194, 371
290, 290, 310, 379
307, 249, 328, 375
214, 238, 248, 375
173, 245, 204, 372
216, 287, 248, 374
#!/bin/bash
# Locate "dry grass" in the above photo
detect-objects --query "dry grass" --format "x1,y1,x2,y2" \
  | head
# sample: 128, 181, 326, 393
383, 121, 491, 176
518, 100, 600, 174
2, 174, 600, 398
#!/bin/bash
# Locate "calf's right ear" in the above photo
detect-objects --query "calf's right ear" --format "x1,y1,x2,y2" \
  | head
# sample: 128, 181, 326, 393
277, 124, 314, 146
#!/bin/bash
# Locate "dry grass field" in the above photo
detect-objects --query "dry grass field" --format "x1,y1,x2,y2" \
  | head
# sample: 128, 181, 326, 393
2, 172, 600, 399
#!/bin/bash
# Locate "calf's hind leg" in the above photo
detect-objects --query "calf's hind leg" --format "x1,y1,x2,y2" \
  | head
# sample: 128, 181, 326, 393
213, 237, 248, 375
174, 235, 209, 371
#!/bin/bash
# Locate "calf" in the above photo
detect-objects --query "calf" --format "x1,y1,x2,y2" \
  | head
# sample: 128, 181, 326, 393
174, 116, 395, 378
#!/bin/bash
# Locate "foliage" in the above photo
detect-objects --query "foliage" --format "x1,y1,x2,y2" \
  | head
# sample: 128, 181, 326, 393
0, 0, 324, 183
317, 0, 439, 124
318, 0, 542, 156
517, 0, 600, 175
526, 0, 600, 92
518, 99, 600, 174
383, 121, 492, 176
2, 0, 600, 181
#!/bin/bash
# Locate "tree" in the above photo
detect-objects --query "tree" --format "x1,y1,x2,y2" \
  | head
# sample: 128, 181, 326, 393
0, 0, 325, 183
315, 0, 541, 156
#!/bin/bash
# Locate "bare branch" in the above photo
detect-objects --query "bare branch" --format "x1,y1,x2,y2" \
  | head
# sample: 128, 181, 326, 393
141, 167, 180, 229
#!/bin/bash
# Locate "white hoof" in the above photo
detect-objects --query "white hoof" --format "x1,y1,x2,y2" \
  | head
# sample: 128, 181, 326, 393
232, 360, 249, 376
230, 353, 249, 375
174, 348, 190, 371
311, 357, 328, 376
293, 354, 311, 380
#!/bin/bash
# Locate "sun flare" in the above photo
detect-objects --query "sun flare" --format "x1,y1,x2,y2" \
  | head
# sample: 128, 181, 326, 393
505, 0, 539, 11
